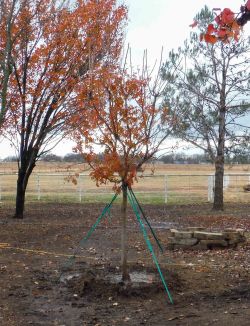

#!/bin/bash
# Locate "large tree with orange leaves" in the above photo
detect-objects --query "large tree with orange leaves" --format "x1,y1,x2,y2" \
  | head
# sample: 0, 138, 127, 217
73, 63, 172, 282
1, 0, 127, 218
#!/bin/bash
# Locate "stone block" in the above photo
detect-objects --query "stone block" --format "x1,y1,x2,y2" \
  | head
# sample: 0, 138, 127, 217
228, 237, 245, 245
194, 231, 225, 240
236, 229, 245, 236
185, 227, 206, 232
167, 227, 246, 251
227, 239, 239, 246
223, 231, 242, 241
170, 229, 193, 239
200, 239, 228, 248
192, 242, 210, 250
243, 184, 250, 192
224, 228, 245, 236
168, 237, 198, 246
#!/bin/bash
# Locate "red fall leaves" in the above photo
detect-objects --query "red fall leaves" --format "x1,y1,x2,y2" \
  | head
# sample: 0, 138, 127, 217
191, 1, 250, 44
201, 8, 241, 43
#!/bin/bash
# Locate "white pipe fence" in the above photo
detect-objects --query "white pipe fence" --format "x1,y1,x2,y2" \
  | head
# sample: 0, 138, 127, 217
0, 173, 250, 204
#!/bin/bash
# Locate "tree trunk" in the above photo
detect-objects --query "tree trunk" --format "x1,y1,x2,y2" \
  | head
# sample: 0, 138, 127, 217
213, 99, 226, 211
14, 170, 26, 219
121, 182, 130, 282
213, 157, 224, 210
14, 151, 36, 219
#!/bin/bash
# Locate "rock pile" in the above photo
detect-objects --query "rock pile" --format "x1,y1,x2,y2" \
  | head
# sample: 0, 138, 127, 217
243, 184, 250, 192
168, 227, 246, 250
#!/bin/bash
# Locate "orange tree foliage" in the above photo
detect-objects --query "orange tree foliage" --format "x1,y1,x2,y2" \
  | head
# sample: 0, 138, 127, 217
0, 0, 22, 126
191, 1, 250, 43
0, 0, 127, 218
73, 64, 171, 190
4, 0, 127, 134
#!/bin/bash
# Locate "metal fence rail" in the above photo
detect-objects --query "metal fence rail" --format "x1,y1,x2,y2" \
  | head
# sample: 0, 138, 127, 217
0, 173, 250, 204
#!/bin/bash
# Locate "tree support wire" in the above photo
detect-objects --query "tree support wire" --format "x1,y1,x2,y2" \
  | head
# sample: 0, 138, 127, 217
128, 187, 163, 253
59, 192, 119, 279
128, 187, 174, 265
127, 188, 173, 304
59, 188, 174, 304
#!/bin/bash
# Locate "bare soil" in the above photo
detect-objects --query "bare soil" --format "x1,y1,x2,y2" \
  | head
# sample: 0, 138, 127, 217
0, 202, 250, 326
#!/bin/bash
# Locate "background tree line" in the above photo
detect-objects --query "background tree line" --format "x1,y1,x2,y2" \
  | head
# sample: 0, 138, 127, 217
2, 150, 250, 164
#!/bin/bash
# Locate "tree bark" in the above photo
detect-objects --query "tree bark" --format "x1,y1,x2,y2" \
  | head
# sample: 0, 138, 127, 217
14, 171, 26, 219
121, 182, 130, 282
213, 98, 226, 211
14, 150, 36, 218
213, 156, 224, 210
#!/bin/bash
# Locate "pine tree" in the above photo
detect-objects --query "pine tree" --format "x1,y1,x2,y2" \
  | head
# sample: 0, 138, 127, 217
162, 6, 250, 210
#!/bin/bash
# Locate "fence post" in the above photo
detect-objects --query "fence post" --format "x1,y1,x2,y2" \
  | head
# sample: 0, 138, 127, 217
208, 176, 211, 202
236, 175, 240, 201
164, 175, 168, 204
224, 175, 230, 189
188, 175, 191, 198
208, 175, 214, 202
37, 174, 41, 200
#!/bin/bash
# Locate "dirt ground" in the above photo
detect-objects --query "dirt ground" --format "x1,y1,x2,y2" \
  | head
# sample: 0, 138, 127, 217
0, 202, 250, 326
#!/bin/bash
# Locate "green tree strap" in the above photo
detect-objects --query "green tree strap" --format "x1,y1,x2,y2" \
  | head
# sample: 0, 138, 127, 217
79, 192, 118, 246
59, 192, 119, 278
129, 187, 163, 253
127, 190, 174, 304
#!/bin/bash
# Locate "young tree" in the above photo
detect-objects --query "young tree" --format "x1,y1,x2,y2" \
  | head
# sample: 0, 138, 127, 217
162, 6, 250, 210
1, 0, 127, 218
73, 62, 172, 282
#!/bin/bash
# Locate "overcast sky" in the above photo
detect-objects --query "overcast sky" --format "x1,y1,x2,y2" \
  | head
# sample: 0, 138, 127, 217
125, 0, 250, 65
0, 0, 249, 158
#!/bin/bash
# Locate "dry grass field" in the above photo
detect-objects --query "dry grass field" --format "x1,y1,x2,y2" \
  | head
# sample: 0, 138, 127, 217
1, 161, 250, 175
0, 162, 250, 204
0, 161, 250, 175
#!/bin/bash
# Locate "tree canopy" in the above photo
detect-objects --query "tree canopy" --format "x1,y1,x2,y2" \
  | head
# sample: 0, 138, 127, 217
0, 0, 127, 218
73, 62, 172, 190
162, 6, 250, 209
